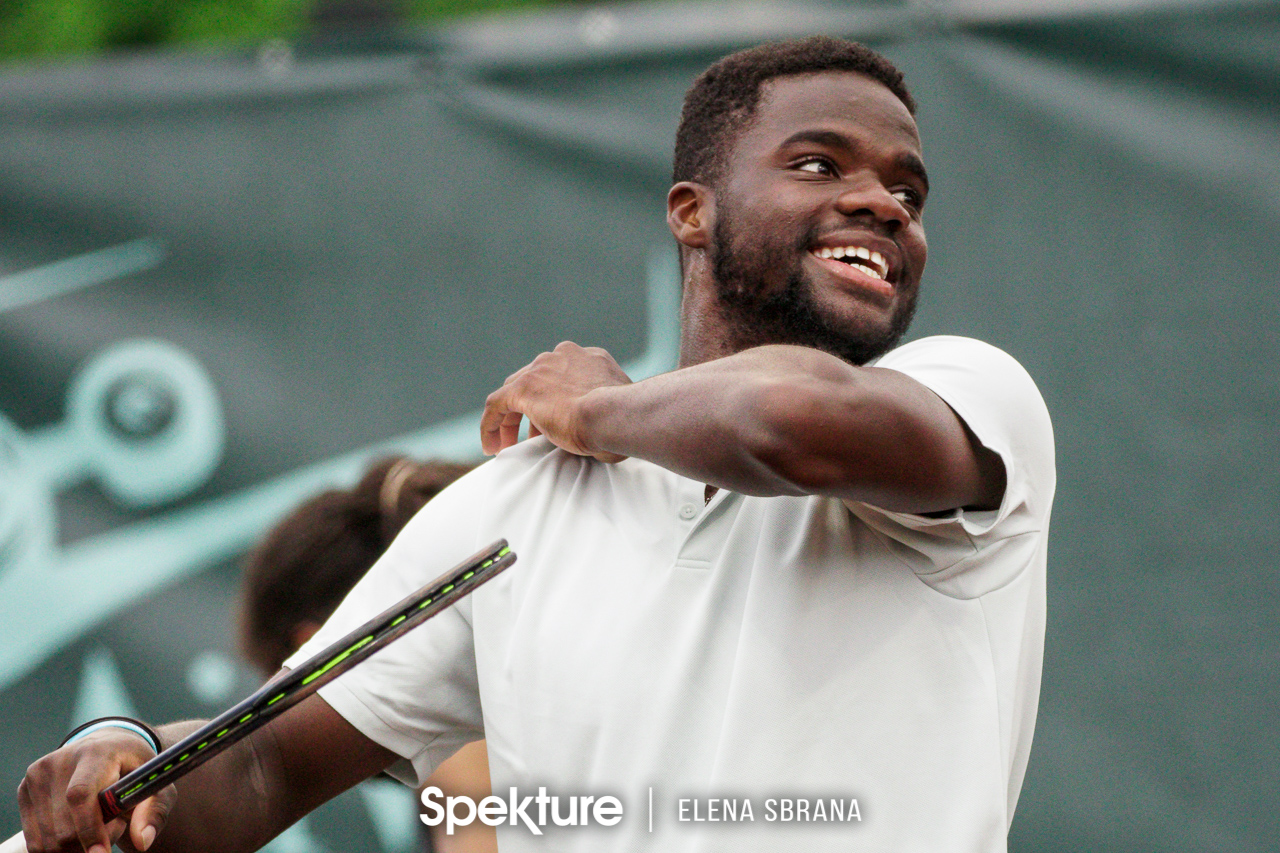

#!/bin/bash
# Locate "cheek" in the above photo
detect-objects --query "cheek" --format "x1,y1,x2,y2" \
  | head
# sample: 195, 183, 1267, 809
762, 204, 813, 249
909, 226, 928, 274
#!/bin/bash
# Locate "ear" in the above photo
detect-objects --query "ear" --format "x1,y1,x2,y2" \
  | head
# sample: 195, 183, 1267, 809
667, 181, 713, 249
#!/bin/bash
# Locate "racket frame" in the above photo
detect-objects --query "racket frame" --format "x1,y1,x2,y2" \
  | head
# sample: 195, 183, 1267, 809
99, 539, 515, 820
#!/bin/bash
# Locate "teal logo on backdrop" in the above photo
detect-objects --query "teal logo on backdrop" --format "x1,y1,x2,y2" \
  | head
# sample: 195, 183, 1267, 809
0, 239, 680, 850
0, 241, 680, 689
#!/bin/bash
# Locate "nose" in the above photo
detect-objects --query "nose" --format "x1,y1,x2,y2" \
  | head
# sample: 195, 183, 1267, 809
833, 174, 909, 234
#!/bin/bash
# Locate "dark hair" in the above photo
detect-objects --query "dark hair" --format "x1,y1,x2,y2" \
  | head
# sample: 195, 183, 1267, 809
672, 36, 915, 187
237, 456, 474, 675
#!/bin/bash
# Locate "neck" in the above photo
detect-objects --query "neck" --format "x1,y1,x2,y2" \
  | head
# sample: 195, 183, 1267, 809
677, 256, 738, 368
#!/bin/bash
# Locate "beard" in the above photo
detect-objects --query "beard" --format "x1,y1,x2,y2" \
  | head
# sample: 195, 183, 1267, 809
709, 214, 917, 366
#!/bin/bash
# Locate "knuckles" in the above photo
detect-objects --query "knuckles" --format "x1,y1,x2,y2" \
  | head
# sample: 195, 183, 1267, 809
18, 742, 127, 853
63, 782, 95, 809
21, 761, 47, 791
518, 342, 621, 381
25, 753, 59, 783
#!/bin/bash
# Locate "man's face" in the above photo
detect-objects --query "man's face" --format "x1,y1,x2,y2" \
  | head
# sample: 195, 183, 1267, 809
708, 71, 929, 365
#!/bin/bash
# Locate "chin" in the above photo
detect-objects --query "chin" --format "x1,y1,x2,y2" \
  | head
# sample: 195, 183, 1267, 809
713, 261, 916, 366
808, 299, 914, 364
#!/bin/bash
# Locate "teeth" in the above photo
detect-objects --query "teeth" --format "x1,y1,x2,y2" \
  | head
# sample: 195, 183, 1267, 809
814, 244, 890, 281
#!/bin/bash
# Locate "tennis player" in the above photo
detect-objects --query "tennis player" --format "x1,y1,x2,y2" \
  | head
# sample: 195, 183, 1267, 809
17, 36, 1053, 853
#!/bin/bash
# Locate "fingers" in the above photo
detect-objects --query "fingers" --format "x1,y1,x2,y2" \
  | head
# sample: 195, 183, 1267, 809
18, 732, 156, 853
480, 342, 629, 458
126, 785, 176, 852
18, 768, 49, 852
481, 358, 534, 455
66, 758, 122, 853
499, 409, 523, 452
482, 357, 546, 455
18, 753, 115, 853
480, 387, 523, 456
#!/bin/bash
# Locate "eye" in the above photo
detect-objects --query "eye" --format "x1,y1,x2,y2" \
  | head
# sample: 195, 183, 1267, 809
794, 156, 836, 177
892, 187, 925, 211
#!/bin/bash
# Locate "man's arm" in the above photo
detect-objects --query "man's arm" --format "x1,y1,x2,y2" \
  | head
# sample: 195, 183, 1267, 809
17, 695, 395, 853
480, 341, 1003, 515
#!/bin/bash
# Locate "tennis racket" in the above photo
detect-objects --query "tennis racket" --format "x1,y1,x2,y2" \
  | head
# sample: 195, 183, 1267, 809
1, 539, 515, 853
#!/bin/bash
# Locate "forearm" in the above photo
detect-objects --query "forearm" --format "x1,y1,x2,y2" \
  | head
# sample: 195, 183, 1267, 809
577, 344, 994, 512
140, 723, 287, 853
17, 694, 394, 853
481, 341, 999, 513
576, 347, 838, 496
143, 695, 395, 853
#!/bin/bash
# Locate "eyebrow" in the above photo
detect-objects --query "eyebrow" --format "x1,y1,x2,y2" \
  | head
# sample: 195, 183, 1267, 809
779, 129, 930, 194
896, 152, 930, 195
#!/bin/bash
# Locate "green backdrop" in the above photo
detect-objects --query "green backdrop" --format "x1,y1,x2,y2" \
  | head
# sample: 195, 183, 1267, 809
0, 1, 1276, 849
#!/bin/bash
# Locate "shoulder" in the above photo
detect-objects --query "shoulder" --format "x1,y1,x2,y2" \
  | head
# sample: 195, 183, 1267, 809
874, 335, 1038, 388
874, 335, 1053, 457
855, 335, 1055, 537
847, 338, 1056, 596
394, 438, 673, 554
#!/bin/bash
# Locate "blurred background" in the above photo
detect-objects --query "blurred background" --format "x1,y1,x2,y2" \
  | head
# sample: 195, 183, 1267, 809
0, 0, 1276, 850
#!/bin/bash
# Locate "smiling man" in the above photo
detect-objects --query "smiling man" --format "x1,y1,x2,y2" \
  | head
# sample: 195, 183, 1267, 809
18, 37, 1053, 853
680, 65, 928, 369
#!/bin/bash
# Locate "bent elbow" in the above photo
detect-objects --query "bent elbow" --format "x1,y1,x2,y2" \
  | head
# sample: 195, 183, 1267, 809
739, 376, 866, 496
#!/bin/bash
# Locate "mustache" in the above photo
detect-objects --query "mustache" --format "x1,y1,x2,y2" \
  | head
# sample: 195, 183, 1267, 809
709, 218, 914, 366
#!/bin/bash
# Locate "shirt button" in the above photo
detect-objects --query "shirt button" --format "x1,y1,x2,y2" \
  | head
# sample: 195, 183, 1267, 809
678, 503, 698, 520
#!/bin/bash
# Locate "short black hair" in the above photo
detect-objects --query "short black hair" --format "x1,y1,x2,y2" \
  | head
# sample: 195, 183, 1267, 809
672, 36, 915, 187
237, 457, 473, 675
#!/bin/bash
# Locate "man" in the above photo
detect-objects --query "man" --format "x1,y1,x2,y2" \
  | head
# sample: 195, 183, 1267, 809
17, 36, 1053, 853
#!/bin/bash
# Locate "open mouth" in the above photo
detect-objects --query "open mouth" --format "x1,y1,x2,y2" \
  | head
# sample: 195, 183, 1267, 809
812, 245, 890, 281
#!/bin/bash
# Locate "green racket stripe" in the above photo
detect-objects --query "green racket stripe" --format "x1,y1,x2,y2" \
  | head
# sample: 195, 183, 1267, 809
102, 540, 515, 819
302, 636, 374, 686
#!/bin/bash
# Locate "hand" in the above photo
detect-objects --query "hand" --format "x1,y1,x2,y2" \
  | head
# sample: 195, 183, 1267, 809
18, 730, 175, 853
481, 342, 631, 462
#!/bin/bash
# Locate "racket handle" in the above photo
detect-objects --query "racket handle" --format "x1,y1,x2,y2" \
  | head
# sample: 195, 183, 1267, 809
0, 830, 24, 853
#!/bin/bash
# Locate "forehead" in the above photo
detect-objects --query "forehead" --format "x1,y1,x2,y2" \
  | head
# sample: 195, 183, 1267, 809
732, 71, 922, 160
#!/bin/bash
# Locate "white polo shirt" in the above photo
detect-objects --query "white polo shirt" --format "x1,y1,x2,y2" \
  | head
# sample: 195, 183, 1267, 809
288, 335, 1055, 853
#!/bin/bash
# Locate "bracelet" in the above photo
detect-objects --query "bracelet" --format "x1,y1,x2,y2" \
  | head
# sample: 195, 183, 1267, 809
61, 717, 162, 754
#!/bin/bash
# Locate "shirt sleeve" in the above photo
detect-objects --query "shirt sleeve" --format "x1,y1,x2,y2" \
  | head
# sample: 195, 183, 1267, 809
282, 463, 495, 787
846, 335, 1056, 599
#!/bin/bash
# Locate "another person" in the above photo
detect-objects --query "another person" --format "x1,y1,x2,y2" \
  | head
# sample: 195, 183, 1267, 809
238, 457, 493, 853
18, 36, 1054, 853
239, 457, 474, 675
